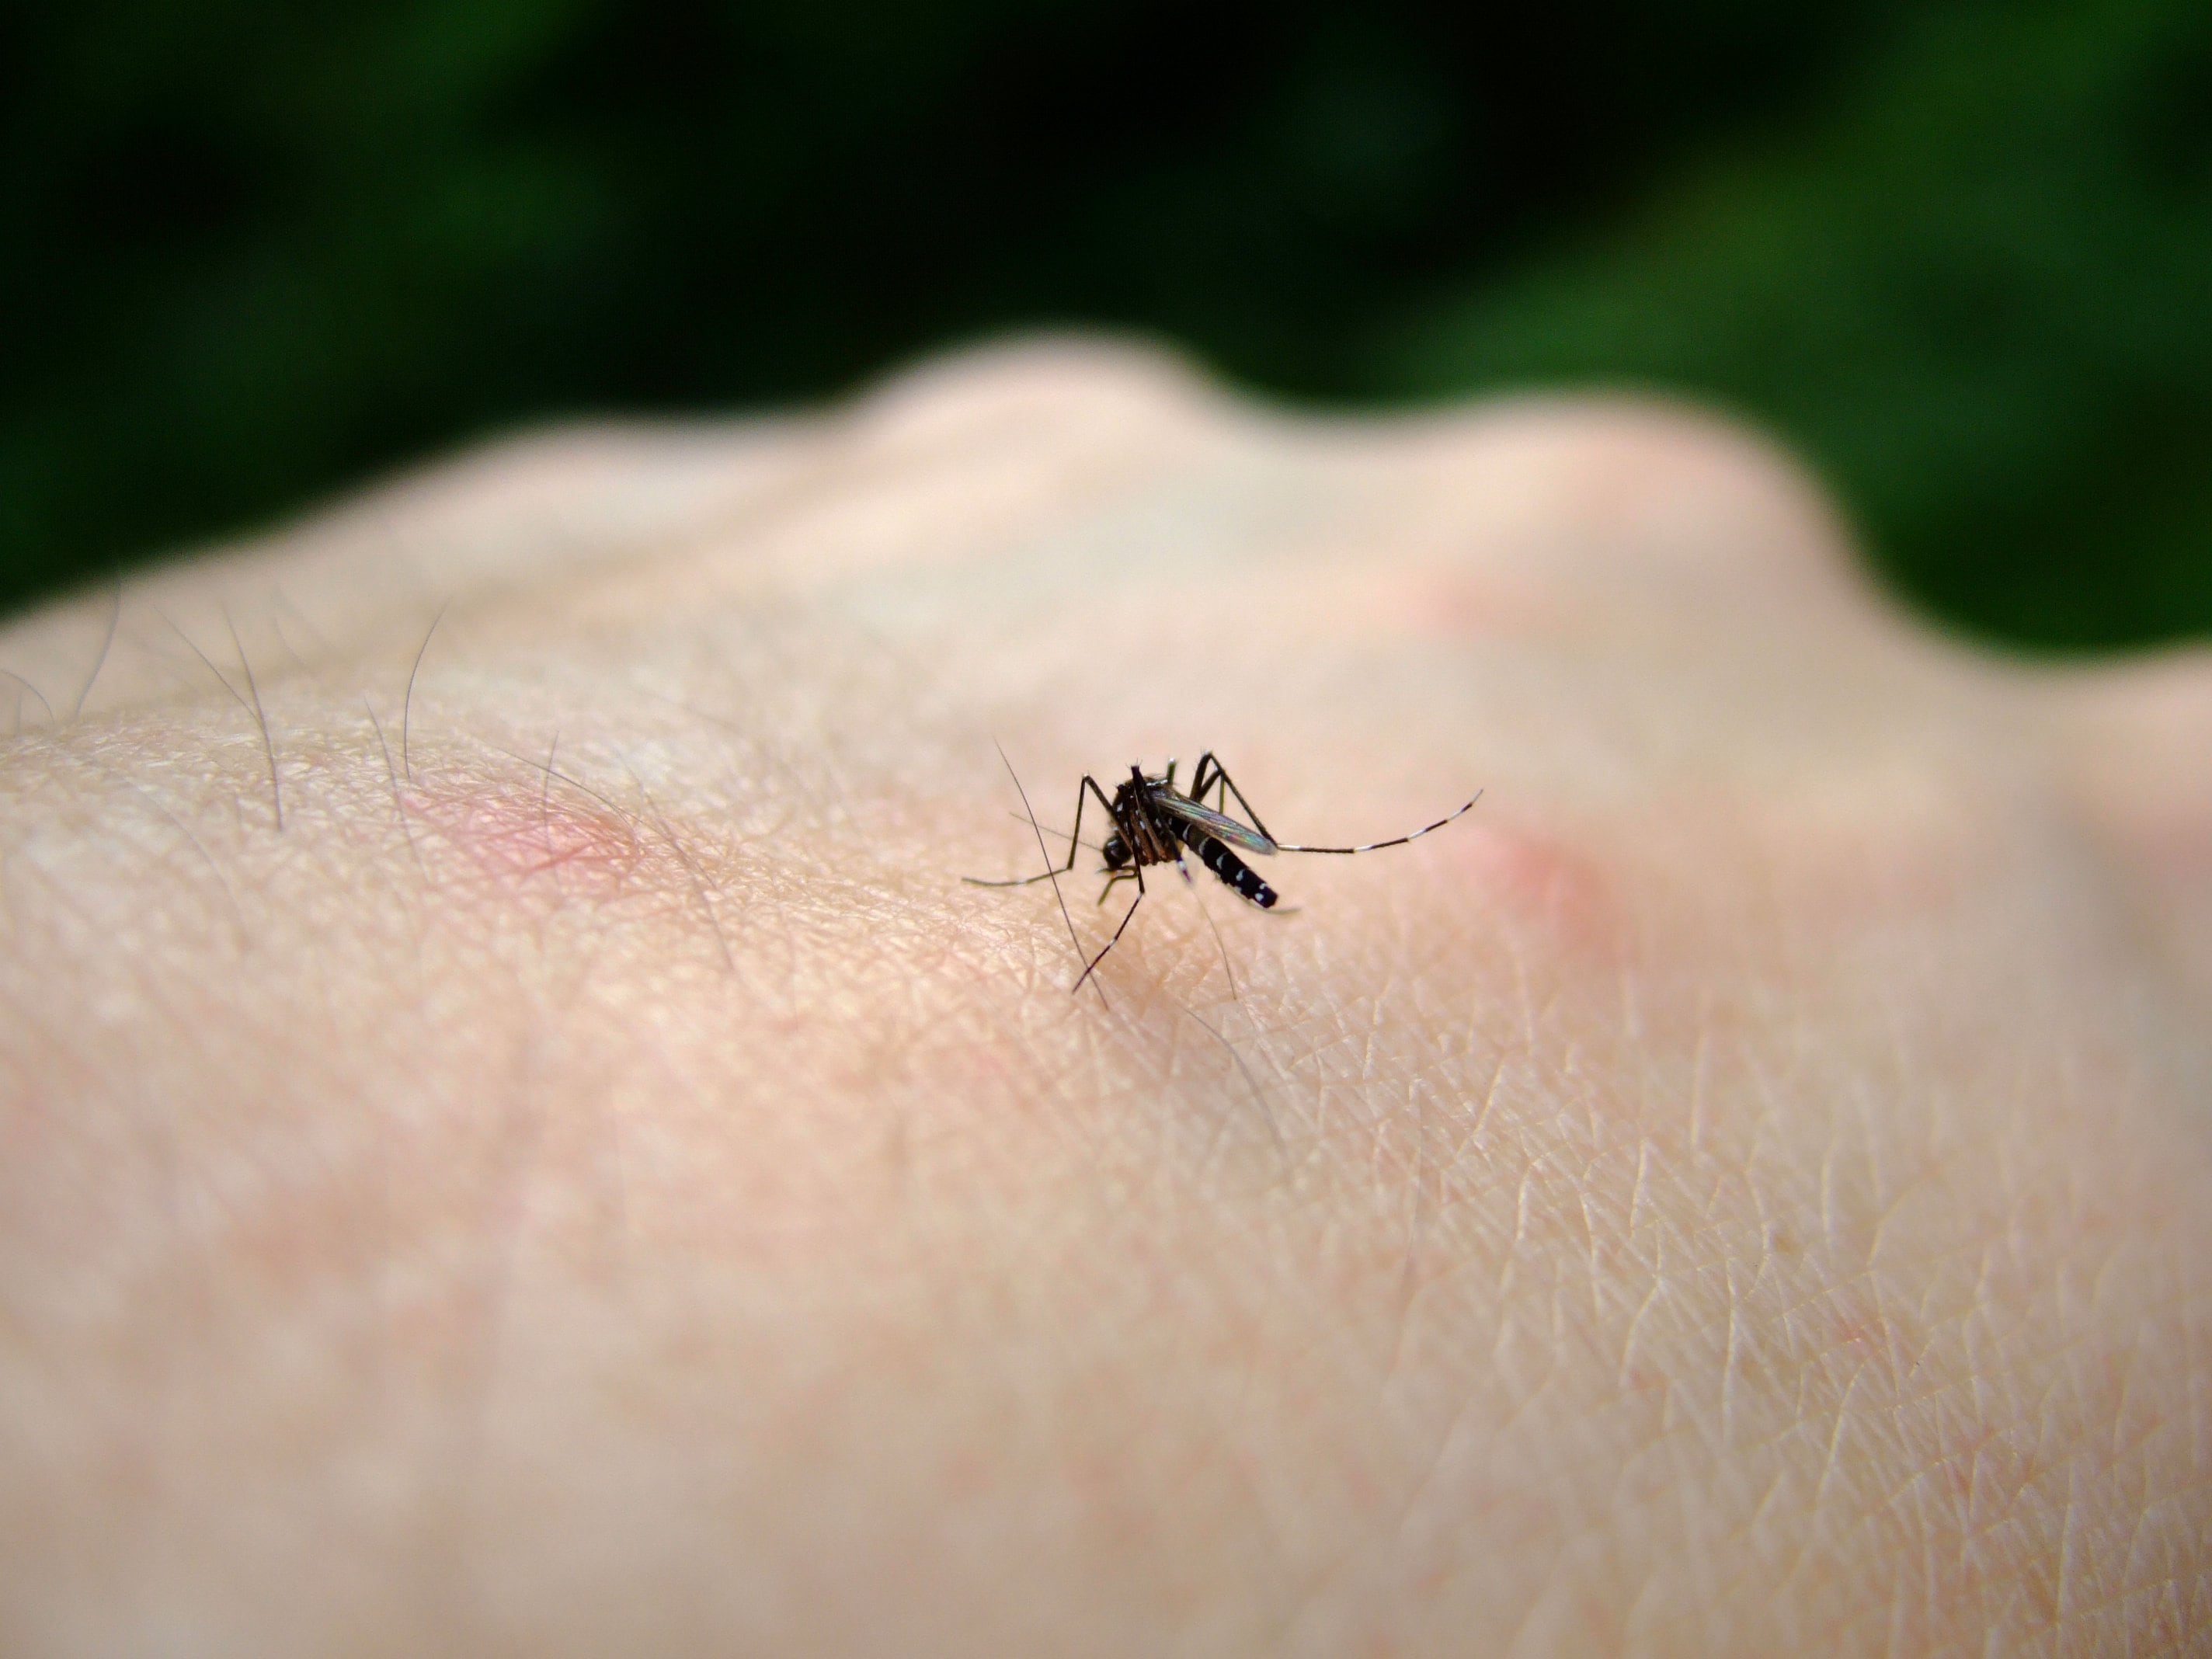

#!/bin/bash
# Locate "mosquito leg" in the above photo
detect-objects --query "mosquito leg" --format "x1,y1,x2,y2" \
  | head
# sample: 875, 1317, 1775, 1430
1065, 774, 1110, 872
1073, 860, 1145, 994
1005, 812, 1109, 856
1275, 788, 1484, 854
963, 771, 1106, 886
1188, 753, 1217, 809
965, 868, 1072, 889
1081, 773, 1121, 847
1191, 752, 1279, 847
1188, 753, 1227, 819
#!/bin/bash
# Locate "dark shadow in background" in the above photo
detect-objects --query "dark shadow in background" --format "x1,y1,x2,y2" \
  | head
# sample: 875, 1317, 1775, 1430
4, 0, 2207, 648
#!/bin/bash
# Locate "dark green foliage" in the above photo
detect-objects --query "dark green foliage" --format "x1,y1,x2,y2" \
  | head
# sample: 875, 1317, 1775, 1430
1379, 2, 2212, 649
2, 0, 2205, 647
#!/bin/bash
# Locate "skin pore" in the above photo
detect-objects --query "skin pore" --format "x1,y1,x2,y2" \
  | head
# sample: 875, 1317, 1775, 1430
0, 342, 2205, 1655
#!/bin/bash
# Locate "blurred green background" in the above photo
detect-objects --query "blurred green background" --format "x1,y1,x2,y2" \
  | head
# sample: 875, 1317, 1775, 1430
4, 0, 2208, 648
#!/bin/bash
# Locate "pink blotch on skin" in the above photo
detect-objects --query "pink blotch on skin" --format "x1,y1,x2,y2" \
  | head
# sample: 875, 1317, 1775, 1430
1402, 566, 1560, 640
1829, 1313, 1890, 1356
402, 774, 645, 896
1433, 817, 1626, 962
1293, 564, 1556, 645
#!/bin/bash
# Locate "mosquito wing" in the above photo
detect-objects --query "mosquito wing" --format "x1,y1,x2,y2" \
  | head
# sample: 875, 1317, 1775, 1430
1150, 790, 1278, 855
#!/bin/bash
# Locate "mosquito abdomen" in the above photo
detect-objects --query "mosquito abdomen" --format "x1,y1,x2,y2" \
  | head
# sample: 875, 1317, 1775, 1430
1179, 822, 1277, 909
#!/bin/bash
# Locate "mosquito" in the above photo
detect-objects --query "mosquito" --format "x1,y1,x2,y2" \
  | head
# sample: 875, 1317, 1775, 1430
969, 750, 1480, 995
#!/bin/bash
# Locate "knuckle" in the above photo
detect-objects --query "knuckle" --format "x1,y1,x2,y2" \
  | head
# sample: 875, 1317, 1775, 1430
1407, 395, 1864, 590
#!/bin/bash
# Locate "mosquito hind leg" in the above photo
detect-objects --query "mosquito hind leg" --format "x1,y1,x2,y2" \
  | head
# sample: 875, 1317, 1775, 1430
1191, 752, 1481, 857
1273, 789, 1484, 855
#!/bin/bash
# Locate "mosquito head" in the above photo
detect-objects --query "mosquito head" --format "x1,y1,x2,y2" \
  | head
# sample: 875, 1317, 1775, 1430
1101, 833, 1130, 871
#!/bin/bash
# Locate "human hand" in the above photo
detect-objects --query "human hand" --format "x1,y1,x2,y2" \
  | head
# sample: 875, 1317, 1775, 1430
2, 342, 2205, 1654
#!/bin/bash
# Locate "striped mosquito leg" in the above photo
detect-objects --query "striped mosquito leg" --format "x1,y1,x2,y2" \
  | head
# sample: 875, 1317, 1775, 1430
1275, 789, 1483, 855
1073, 869, 1146, 993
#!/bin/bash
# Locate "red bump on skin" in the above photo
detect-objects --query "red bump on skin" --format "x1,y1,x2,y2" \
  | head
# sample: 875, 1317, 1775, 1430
1829, 1313, 1889, 1355
1283, 563, 1556, 645
1400, 567, 1559, 641
1435, 819, 1626, 962
402, 774, 645, 896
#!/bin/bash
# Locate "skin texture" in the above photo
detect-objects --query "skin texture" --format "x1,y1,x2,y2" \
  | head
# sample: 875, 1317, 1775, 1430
0, 340, 2206, 1656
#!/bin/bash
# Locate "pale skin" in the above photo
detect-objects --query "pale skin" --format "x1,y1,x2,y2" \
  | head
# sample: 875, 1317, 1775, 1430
0, 342, 2205, 1656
